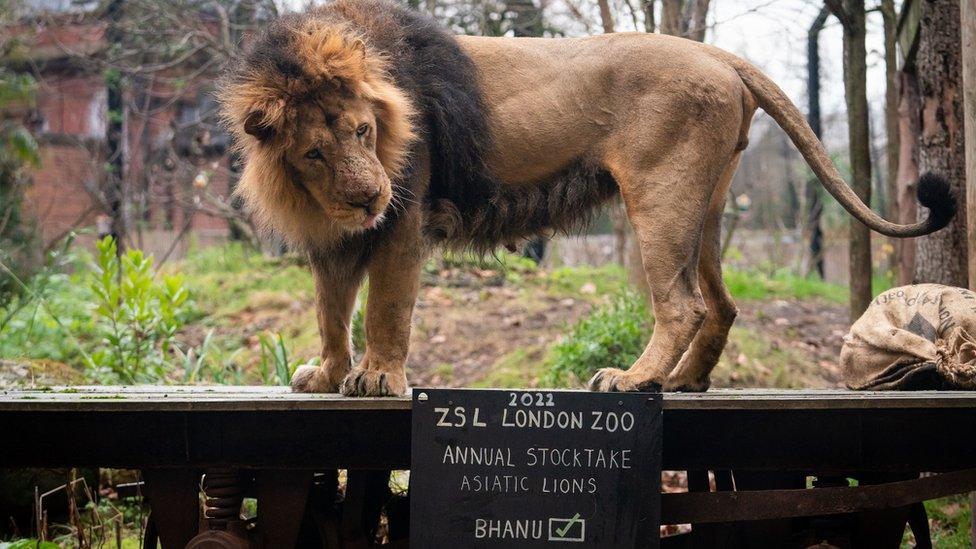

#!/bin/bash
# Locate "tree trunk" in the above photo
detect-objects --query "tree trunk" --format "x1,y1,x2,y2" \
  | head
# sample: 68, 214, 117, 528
105, 0, 127, 252
829, 0, 873, 321
896, 71, 920, 285
805, 5, 829, 279
881, 0, 900, 276
682, 0, 710, 42
913, 0, 967, 286
660, 0, 683, 36
597, 0, 629, 268
960, 0, 976, 290
643, 0, 656, 32
506, 0, 544, 37
597, 0, 615, 33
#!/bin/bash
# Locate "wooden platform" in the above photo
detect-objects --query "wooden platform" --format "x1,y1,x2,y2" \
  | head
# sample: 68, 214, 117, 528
4, 386, 976, 473
6, 385, 976, 410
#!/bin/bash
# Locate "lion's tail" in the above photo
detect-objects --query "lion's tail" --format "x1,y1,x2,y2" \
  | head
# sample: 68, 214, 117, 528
714, 49, 955, 238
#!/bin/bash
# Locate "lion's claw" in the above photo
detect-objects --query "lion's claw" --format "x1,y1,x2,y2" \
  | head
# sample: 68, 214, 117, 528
588, 367, 662, 392
340, 367, 407, 397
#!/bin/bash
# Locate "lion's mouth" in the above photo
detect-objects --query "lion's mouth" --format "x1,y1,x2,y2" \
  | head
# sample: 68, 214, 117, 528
362, 212, 381, 229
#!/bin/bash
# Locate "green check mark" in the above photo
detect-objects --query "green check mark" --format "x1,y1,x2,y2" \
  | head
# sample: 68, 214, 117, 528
555, 513, 582, 537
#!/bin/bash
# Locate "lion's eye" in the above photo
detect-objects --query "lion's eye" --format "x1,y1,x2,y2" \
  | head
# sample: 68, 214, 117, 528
305, 148, 323, 160
356, 124, 369, 137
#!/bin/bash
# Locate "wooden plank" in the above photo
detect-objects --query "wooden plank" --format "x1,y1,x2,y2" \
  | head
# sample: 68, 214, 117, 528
963, 0, 976, 289
2, 388, 976, 472
3, 386, 976, 411
0, 409, 413, 470
0, 386, 412, 411
660, 389, 976, 410
660, 468, 976, 524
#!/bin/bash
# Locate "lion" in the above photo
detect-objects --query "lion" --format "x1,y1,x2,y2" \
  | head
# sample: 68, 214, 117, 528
218, 0, 955, 396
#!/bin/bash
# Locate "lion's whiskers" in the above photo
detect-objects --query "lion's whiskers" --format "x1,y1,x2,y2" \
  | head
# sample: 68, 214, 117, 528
392, 184, 417, 200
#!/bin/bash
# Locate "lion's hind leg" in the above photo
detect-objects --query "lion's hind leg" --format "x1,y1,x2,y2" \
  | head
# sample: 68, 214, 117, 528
664, 153, 743, 392
588, 145, 726, 392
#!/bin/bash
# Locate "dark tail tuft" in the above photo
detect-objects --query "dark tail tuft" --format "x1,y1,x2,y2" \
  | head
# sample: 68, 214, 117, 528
916, 172, 957, 232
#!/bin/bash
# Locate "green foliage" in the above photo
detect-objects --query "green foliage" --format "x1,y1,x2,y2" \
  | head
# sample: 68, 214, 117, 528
426, 250, 539, 278
0, 238, 95, 364
181, 242, 312, 316
0, 541, 60, 549
544, 291, 651, 387
86, 237, 193, 383
723, 268, 848, 304
176, 328, 218, 383
543, 264, 628, 297
256, 332, 303, 386
352, 299, 366, 354
906, 495, 973, 548
473, 345, 547, 389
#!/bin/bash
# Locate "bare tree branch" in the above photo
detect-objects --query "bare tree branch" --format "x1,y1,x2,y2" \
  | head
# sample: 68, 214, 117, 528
824, 0, 854, 31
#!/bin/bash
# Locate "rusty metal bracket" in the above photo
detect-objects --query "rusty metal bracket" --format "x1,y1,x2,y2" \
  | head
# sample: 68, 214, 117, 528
142, 468, 201, 549
186, 469, 249, 549
662, 468, 976, 525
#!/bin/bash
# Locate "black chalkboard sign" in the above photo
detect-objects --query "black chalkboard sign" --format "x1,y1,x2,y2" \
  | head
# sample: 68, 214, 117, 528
410, 388, 662, 548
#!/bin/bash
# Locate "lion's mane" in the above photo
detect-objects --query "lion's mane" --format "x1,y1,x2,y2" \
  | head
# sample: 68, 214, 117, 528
220, 0, 617, 253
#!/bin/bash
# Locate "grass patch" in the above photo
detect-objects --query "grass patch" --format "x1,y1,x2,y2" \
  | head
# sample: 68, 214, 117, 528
539, 264, 628, 298
473, 345, 549, 388
900, 495, 973, 548
724, 268, 848, 304
180, 245, 313, 317
724, 268, 894, 305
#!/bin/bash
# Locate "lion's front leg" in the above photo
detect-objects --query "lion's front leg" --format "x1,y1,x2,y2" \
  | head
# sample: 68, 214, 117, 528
340, 215, 425, 397
291, 253, 365, 393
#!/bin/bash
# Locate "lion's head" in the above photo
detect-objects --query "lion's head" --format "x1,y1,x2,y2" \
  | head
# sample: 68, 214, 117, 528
218, 14, 417, 247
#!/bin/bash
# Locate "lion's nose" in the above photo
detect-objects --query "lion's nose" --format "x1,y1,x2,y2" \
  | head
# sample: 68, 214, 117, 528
345, 189, 381, 211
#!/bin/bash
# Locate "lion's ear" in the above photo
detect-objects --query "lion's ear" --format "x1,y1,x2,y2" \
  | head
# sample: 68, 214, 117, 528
244, 110, 275, 142
351, 39, 367, 60
348, 39, 369, 73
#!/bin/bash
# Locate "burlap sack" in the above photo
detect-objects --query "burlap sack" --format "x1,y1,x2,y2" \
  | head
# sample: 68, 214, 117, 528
841, 284, 976, 390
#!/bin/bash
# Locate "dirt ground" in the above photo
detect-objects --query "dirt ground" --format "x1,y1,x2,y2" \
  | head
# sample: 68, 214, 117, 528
1, 262, 852, 391
408, 282, 595, 388
726, 299, 848, 388
406, 268, 850, 390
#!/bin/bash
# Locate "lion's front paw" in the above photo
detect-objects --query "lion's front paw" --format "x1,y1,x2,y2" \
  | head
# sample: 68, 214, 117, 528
587, 368, 662, 392
291, 364, 338, 393
340, 364, 408, 397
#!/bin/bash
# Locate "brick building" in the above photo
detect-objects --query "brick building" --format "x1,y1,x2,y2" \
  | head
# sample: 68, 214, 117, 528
9, 6, 234, 256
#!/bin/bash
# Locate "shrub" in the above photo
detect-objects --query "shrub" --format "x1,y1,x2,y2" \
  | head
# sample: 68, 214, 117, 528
0, 237, 95, 364
86, 237, 193, 383
544, 291, 651, 387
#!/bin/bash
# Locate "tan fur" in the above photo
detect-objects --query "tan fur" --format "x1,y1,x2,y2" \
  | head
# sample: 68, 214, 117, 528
224, 19, 946, 396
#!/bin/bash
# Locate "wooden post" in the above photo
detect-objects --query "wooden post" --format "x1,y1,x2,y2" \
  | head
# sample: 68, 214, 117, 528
963, 0, 976, 290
